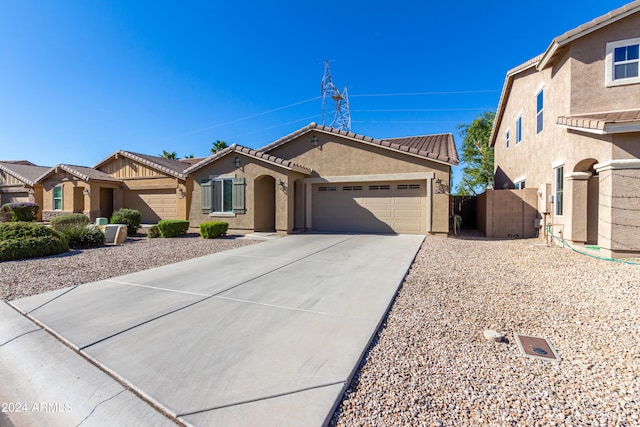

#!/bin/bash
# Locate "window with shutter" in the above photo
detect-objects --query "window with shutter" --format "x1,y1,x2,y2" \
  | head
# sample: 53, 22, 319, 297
201, 180, 212, 213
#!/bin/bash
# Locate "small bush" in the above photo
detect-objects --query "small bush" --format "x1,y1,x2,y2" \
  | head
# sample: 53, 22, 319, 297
0, 222, 68, 261
110, 208, 141, 235
50, 213, 90, 229
0, 202, 40, 222
199, 221, 228, 239
147, 225, 160, 238
56, 224, 105, 248
157, 220, 189, 238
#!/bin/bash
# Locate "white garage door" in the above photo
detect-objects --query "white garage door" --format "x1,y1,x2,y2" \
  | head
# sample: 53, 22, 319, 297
124, 189, 176, 223
1, 192, 29, 205
312, 181, 426, 234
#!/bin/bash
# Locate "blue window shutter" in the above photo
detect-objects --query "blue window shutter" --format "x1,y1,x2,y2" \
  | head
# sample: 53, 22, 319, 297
201, 179, 212, 213
233, 178, 246, 213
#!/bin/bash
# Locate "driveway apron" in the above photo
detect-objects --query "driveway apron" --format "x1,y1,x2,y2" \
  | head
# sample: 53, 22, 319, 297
1, 233, 424, 426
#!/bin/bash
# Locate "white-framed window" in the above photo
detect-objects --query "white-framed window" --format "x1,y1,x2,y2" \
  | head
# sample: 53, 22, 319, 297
536, 89, 544, 133
53, 186, 63, 210
554, 165, 564, 216
201, 176, 245, 215
506, 129, 510, 148
515, 179, 526, 190
515, 115, 523, 144
606, 38, 640, 86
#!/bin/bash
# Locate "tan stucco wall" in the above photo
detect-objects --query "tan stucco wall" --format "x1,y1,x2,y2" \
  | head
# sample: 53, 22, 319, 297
569, 12, 640, 114
493, 15, 640, 255
268, 131, 451, 234
189, 152, 306, 233
477, 189, 538, 239
41, 173, 120, 221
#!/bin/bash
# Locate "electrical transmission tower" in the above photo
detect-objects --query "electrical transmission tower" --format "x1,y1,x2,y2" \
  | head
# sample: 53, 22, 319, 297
321, 60, 351, 131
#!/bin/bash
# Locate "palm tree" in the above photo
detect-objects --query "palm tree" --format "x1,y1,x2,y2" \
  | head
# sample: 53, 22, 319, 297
160, 150, 177, 160
183, 154, 195, 159
211, 140, 228, 154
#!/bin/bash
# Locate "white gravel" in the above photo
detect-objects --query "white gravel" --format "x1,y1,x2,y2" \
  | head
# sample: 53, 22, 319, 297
0, 233, 260, 301
331, 236, 640, 427
2, 233, 638, 426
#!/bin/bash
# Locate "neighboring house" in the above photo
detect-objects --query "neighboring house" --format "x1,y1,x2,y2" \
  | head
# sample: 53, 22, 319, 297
187, 123, 458, 235
94, 150, 194, 223
36, 164, 122, 222
490, 1, 640, 257
0, 161, 50, 220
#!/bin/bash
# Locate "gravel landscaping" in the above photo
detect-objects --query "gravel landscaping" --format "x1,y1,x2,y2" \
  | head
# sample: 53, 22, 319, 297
331, 236, 640, 426
0, 233, 260, 301
2, 232, 638, 426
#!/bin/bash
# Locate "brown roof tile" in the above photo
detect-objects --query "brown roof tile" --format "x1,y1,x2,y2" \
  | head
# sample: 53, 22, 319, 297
184, 144, 312, 175
94, 150, 190, 179
260, 123, 458, 166
36, 164, 122, 183
0, 162, 52, 186
557, 109, 640, 133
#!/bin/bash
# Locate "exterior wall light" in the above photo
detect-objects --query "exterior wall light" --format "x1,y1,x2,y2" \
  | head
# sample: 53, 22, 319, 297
234, 156, 241, 168
83, 189, 90, 196
311, 135, 318, 147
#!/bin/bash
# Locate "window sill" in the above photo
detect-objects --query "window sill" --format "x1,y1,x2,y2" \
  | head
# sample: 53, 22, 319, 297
606, 78, 640, 87
209, 212, 235, 218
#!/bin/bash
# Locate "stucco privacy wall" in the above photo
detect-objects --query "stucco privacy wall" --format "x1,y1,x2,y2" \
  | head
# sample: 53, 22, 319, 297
477, 189, 538, 239
266, 131, 452, 234
189, 152, 306, 233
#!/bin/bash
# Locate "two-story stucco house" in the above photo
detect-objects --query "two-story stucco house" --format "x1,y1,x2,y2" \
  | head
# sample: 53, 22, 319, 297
490, 1, 640, 258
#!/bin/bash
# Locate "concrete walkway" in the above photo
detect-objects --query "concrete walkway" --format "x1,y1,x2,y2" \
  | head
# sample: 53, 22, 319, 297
0, 234, 424, 426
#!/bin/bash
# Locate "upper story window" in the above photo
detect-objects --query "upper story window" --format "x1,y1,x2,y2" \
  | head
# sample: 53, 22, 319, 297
536, 89, 544, 133
606, 38, 640, 86
515, 115, 523, 144
505, 129, 510, 148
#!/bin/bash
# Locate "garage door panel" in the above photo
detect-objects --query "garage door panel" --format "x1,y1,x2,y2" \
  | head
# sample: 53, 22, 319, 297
312, 181, 426, 234
1, 192, 29, 205
124, 190, 176, 223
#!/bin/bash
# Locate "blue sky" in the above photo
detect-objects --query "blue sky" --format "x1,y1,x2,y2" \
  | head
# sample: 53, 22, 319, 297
0, 0, 627, 186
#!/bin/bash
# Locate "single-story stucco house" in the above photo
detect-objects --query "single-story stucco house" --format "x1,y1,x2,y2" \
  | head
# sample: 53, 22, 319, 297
185, 123, 458, 235
0, 161, 50, 221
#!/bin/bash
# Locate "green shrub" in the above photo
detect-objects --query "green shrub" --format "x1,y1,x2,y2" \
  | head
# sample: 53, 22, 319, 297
56, 224, 105, 248
0, 222, 69, 261
110, 208, 141, 235
199, 221, 228, 239
0, 202, 40, 222
50, 213, 90, 229
157, 220, 189, 238
147, 225, 160, 238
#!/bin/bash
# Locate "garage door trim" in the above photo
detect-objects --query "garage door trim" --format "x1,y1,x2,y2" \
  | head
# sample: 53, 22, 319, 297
305, 172, 434, 233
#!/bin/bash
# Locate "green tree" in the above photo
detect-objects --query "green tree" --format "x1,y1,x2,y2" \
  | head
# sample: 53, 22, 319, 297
456, 111, 496, 195
211, 140, 228, 154
183, 154, 195, 159
160, 150, 177, 160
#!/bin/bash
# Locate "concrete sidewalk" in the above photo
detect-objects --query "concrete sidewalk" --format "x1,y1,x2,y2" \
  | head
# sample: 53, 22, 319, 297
0, 234, 424, 426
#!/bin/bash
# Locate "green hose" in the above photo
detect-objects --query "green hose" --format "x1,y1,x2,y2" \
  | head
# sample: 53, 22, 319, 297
545, 224, 640, 265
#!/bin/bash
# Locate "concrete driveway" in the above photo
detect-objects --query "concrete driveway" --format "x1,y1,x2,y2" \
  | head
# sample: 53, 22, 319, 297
0, 234, 424, 426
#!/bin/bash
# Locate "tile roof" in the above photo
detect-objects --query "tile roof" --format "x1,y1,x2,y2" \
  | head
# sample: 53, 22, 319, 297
36, 164, 123, 183
260, 123, 459, 166
0, 162, 52, 186
184, 144, 312, 175
94, 150, 191, 179
557, 109, 640, 133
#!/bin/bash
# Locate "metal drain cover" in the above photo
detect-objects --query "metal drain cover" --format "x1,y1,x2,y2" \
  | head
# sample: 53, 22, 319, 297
514, 334, 560, 362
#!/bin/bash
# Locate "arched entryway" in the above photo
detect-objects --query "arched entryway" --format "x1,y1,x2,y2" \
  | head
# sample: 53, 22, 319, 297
293, 179, 304, 231
254, 175, 276, 231
571, 159, 599, 245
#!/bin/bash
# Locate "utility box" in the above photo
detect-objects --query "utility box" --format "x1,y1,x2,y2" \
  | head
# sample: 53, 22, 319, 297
95, 217, 109, 226
99, 224, 127, 244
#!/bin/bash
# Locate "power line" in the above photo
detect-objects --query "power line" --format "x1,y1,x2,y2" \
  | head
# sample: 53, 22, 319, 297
229, 114, 322, 139
350, 90, 500, 97
352, 108, 495, 112
176, 96, 321, 138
